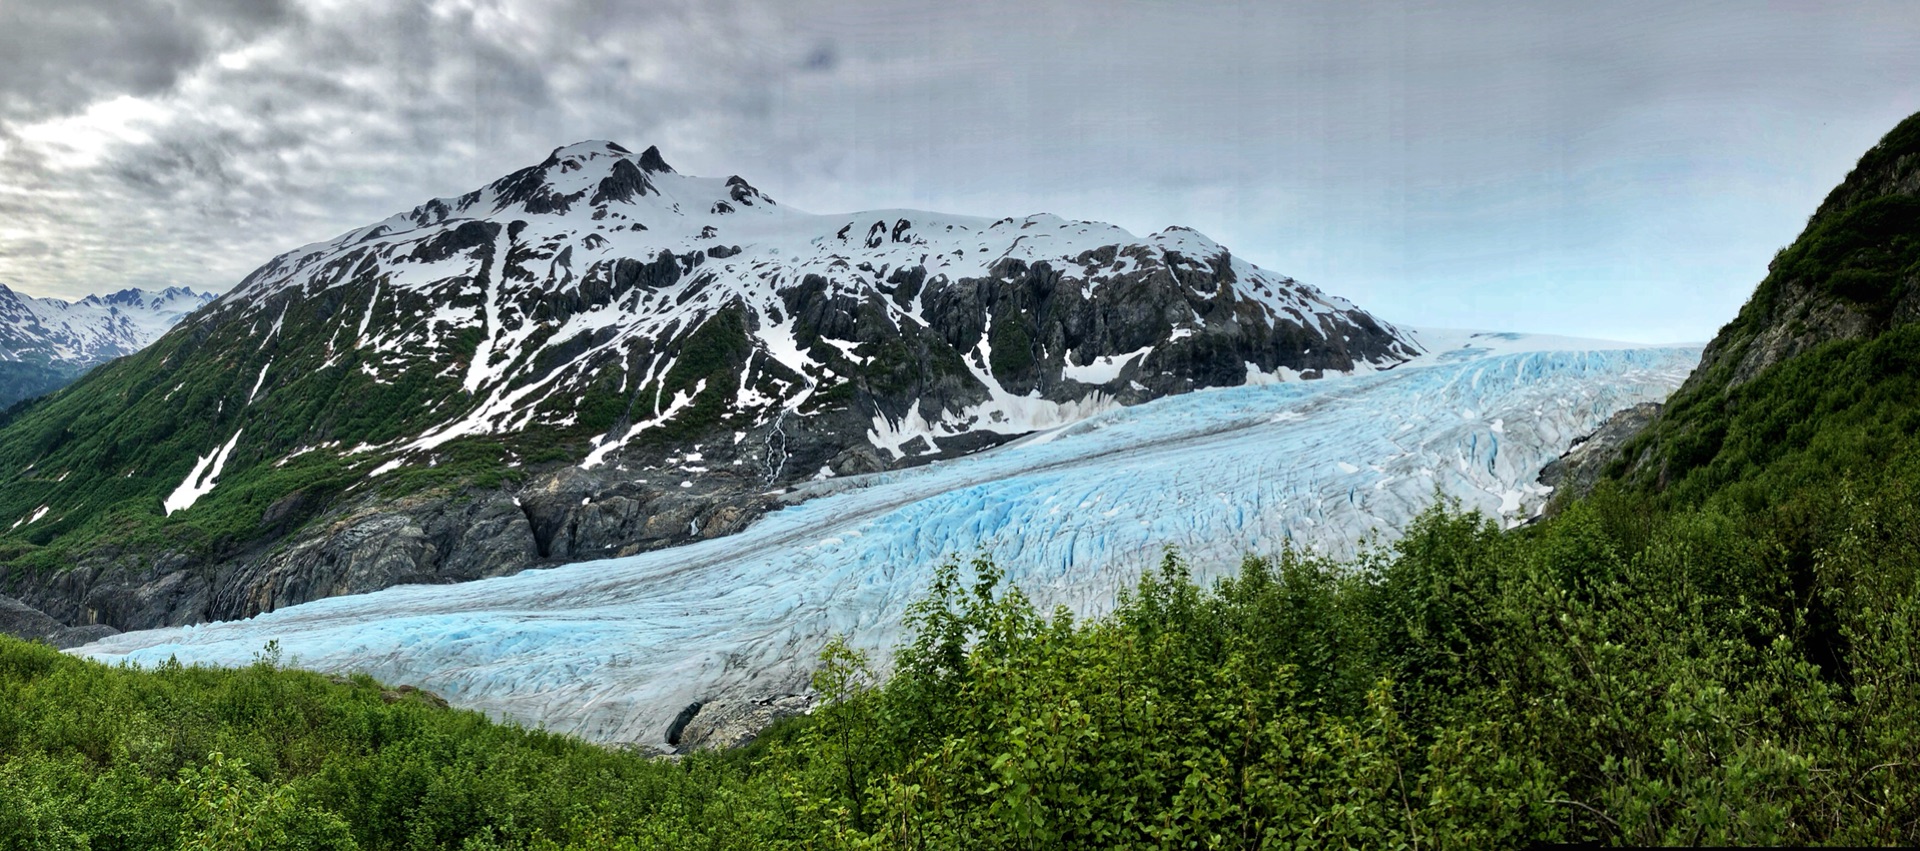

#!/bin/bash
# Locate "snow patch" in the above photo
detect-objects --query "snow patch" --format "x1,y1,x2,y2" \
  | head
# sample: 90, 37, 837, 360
247, 362, 271, 404
1061, 345, 1151, 385
163, 430, 243, 515
1244, 362, 1304, 386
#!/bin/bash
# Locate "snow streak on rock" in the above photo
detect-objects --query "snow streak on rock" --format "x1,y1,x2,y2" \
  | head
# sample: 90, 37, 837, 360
204, 141, 1415, 477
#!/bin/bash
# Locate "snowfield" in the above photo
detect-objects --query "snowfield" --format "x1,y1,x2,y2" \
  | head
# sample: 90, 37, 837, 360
79, 330, 1700, 749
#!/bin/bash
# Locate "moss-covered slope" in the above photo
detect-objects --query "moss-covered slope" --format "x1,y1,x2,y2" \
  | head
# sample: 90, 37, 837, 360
1609, 110, 1920, 506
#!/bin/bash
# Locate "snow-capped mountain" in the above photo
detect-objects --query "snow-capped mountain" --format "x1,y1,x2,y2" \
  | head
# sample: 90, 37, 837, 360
0, 284, 212, 408
221, 139, 1413, 468
80, 331, 1701, 748
2, 141, 1414, 631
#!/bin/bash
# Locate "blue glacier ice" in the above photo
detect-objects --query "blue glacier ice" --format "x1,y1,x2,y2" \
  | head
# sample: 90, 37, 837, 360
79, 331, 1701, 748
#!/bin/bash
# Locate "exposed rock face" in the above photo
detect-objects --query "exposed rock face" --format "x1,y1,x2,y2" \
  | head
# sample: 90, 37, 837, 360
1537, 401, 1663, 505
0, 593, 118, 649
672, 693, 814, 752
0, 140, 1418, 634
8, 461, 779, 631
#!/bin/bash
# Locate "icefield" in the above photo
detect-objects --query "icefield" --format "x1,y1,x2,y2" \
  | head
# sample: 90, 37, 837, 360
80, 331, 1701, 747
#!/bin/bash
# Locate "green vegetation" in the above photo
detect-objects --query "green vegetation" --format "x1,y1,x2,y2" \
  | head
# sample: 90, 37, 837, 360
7, 94, 1920, 851
1616, 321, 1920, 510
988, 312, 1035, 380
637, 306, 754, 447
1609, 111, 1920, 518
0, 282, 598, 571
373, 437, 529, 498
795, 480, 1920, 846
0, 638, 772, 849
8, 469, 1920, 847
1691, 111, 1920, 365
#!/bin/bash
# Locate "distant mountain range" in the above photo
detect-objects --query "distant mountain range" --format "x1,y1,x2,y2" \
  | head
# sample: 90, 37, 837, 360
0, 284, 212, 408
0, 140, 1415, 631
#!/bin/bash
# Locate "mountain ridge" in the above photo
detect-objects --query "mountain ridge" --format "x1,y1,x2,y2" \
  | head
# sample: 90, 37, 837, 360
0, 283, 212, 409
0, 141, 1416, 633
1581, 111, 1920, 501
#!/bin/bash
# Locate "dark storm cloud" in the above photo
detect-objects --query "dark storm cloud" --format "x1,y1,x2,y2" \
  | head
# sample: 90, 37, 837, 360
0, 0, 295, 122
0, 0, 1915, 341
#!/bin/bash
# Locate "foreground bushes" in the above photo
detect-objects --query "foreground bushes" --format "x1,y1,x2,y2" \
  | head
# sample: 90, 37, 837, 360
0, 640, 781, 849
5, 469, 1920, 847
803, 483, 1919, 847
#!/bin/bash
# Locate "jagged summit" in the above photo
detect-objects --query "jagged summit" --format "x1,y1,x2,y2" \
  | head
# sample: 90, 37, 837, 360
547, 139, 631, 160
0, 283, 211, 364
266, 142, 778, 274
0, 283, 214, 406
93, 286, 207, 309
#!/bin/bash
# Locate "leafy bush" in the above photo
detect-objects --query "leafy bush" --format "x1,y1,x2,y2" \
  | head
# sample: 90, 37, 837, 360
9, 462, 1920, 847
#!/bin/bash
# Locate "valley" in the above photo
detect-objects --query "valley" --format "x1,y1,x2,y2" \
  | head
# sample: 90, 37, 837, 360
0, 77, 1914, 848
76, 329, 1699, 746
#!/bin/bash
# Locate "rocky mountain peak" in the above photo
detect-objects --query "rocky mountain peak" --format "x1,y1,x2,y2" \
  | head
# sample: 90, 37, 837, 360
637, 144, 674, 174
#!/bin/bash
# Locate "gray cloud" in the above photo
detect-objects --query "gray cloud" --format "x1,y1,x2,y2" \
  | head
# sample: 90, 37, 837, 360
0, 0, 1916, 341
0, 0, 295, 122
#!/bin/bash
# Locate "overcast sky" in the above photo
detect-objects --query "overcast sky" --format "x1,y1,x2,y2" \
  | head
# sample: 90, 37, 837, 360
2, 1, 1915, 341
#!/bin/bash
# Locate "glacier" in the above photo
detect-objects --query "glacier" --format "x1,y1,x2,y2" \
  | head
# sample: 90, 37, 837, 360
79, 330, 1700, 748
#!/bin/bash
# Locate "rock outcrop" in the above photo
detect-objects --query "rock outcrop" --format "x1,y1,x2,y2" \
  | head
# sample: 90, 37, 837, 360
1537, 401, 1663, 506
0, 593, 119, 649
672, 694, 814, 753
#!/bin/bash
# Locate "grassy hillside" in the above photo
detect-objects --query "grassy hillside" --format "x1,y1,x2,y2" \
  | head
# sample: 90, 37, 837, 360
0, 290, 515, 574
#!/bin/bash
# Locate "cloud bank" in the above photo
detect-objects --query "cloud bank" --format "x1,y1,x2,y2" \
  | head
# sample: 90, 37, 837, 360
2, 0, 1916, 340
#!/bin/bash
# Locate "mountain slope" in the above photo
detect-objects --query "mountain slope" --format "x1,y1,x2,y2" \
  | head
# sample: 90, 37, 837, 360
0, 141, 1415, 630
0, 284, 211, 408
1604, 111, 1920, 506
81, 333, 1699, 745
